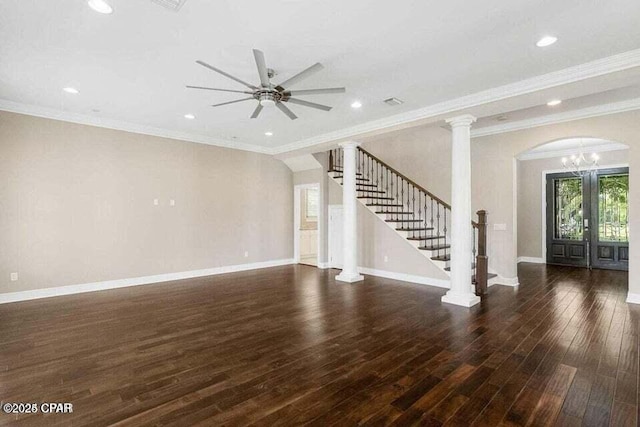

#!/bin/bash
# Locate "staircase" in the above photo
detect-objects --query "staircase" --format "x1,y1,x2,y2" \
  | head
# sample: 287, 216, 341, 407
328, 147, 494, 295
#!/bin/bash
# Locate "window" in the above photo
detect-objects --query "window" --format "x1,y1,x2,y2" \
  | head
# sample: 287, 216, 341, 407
305, 189, 318, 221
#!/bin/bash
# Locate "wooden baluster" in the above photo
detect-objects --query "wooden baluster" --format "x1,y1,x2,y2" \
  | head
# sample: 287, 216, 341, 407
475, 210, 488, 296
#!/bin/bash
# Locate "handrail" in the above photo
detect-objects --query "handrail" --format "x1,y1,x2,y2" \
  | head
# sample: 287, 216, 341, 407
358, 147, 451, 209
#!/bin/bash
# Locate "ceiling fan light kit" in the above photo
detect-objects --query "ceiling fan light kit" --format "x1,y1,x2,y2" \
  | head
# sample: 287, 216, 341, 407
187, 49, 346, 120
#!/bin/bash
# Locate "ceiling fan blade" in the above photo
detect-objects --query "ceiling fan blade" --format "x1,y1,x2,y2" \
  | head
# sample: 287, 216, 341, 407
186, 85, 253, 94
211, 97, 254, 107
250, 103, 264, 119
252, 49, 271, 88
286, 88, 346, 96
196, 60, 257, 90
276, 62, 324, 90
286, 98, 332, 111
276, 102, 298, 120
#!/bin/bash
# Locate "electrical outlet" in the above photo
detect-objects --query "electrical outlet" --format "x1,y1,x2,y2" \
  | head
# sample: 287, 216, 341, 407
244, 251, 249, 258
153, 199, 159, 206
384, 255, 388, 263
170, 199, 176, 206
10, 272, 18, 281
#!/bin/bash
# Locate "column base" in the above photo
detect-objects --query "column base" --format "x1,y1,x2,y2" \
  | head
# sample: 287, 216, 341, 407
441, 291, 481, 308
335, 272, 364, 283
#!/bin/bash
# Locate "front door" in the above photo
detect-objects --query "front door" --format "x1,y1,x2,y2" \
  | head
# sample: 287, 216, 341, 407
546, 168, 629, 271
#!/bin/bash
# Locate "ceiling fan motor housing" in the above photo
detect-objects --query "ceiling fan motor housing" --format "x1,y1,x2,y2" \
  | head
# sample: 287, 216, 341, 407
257, 90, 280, 107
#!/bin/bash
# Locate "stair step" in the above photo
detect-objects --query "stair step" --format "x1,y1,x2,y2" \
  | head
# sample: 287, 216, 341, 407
444, 264, 475, 271
358, 196, 395, 200
358, 190, 386, 194
356, 183, 379, 188
431, 255, 450, 262
386, 219, 423, 223
396, 227, 434, 232
406, 236, 445, 241
376, 211, 414, 215
331, 168, 362, 176
418, 244, 451, 251
334, 176, 370, 181
367, 203, 403, 207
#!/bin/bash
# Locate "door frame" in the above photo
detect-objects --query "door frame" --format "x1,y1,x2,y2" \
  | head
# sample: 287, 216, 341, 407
327, 204, 343, 269
540, 163, 629, 262
293, 183, 321, 265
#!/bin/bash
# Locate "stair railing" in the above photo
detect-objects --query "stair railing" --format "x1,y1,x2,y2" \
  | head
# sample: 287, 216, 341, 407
328, 147, 489, 294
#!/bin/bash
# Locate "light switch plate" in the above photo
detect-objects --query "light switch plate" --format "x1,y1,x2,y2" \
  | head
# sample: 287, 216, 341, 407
493, 223, 507, 231
10, 272, 18, 281
170, 199, 176, 206
153, 199, 159, 206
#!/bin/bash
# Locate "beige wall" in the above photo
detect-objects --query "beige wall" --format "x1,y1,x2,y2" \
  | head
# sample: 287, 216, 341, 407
0, 111, 293, 294
517, 149, 629, 259
474, 110, 639, 292
362, 125, 452, 204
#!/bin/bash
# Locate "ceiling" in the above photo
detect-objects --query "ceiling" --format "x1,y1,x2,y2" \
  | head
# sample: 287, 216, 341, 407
1, 0, 640, 152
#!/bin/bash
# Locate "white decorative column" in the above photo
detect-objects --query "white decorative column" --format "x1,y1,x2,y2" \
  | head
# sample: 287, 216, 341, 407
442, 115, 481, 307
336, 141, 364, 283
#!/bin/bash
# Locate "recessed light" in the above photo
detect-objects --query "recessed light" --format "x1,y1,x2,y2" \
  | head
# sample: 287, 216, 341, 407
547, 99, 562, 106
63, 87, 79, 94
184, 114, 195, 120
87, 0, 113, 14
265, 131, 273, 136
351, 101, 362, 109
536, 36, 557, 47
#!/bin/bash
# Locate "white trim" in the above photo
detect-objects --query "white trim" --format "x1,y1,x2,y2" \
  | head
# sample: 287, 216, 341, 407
491, 275, 520, 287
358, 267, 450, 289
0, 258, 295, 304
293, 183, 321, 265
317, 262, 330, 269
517, 142, 629, 161
0, 99, 270, 154
472, 98, 640, 139
626, 292, 640, 305
272, 49, 640, 154
517, 256, 545, 264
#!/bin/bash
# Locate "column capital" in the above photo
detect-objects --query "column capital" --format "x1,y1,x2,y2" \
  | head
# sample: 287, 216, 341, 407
446, 114, 477, 128
338, 141, 362, 149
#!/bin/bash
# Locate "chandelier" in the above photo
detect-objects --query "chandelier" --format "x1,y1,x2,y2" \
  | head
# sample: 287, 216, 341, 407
561, 144, 599, 177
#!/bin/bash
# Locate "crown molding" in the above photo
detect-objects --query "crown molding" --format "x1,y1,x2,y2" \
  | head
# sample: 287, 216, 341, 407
471, 97, 640, 139
3, 49, 640, 157
272, 48, 640, 155
0, 99, 271, 154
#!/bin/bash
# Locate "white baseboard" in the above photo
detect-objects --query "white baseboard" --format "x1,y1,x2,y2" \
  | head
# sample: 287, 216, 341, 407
0, 258, 295, 305
317, 262, 330, 269
517, 257, 545, 264
490, 275, 520, 287
358, 267, 450, 289
626, 292, 640, 305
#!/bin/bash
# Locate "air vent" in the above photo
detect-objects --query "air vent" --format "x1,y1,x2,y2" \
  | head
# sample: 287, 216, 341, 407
383, 97, 404, 106
151, 0, 187, 11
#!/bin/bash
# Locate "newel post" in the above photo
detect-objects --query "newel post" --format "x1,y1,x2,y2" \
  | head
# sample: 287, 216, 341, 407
476, 210, 488, 296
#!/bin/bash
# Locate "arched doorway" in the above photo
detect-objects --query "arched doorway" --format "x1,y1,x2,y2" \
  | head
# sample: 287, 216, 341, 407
516, 137, 629, 270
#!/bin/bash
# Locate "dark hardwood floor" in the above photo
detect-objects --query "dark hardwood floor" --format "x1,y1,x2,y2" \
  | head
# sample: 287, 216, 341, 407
0, 263, 636, 426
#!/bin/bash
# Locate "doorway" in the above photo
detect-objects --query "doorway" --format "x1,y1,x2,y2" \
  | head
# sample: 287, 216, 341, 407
294, 184, 320, 266
546, 167, 629, 270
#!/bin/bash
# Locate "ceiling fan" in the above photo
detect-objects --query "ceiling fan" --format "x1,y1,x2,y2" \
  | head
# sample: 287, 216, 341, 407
186, 49, 346, 120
